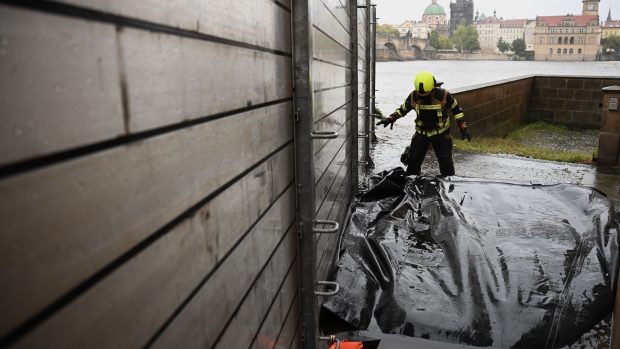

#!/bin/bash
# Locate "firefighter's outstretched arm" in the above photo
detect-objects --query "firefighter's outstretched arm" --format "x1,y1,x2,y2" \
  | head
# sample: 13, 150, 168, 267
376, 92, 415, 130
447, 92, 471, 141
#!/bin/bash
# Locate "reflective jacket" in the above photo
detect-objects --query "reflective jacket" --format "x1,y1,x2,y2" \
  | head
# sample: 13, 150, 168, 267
392, 88, 465, 137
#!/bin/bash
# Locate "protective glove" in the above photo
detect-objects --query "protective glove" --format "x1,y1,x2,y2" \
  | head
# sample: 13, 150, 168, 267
376, 114, 397, 130
458, 121, 472, 142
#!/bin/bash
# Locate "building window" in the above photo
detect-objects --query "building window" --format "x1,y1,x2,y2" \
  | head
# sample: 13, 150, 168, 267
558, 36, 562, 43
569, 48, 574, 54
570, 37, 574, 44
549, 48, 553, 55
564, 37, 568, 44
557, 48, 562, 54
578, 48, 582, 54
563, 48, 567, 54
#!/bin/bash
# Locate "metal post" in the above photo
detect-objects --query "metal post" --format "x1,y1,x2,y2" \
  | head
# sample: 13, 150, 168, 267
292, 1, 318, 348
350, 0, 359, 193
371, 4, 378, 143
364, 0, 373, 167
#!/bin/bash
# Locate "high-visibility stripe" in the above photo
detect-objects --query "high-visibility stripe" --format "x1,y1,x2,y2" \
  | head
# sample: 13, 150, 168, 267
451, 100, 458, 109
396, 109, 403, 116
401, 102, 408, 111
415, 123, 450, 137
418, 104, 442, 110
454, 112, 465, 120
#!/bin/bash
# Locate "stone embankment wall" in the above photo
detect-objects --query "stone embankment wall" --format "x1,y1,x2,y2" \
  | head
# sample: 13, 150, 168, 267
530, 76, 620, 129
451, 77, 534, 138
449, 75, 620, 138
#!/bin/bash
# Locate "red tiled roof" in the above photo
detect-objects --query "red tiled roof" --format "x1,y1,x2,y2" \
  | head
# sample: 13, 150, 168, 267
478, 16, 500, 23
500, 19, 527, 27
537, 15, 598, 27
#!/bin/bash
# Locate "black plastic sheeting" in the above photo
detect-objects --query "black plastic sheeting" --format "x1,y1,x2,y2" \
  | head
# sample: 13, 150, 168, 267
322, 169, 620, 348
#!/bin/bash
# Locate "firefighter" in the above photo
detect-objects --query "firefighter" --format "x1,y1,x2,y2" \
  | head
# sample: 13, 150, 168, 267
376, 70, 471, 177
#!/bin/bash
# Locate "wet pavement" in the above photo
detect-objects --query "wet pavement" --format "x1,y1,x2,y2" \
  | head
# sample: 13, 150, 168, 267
370, 123, 620, 204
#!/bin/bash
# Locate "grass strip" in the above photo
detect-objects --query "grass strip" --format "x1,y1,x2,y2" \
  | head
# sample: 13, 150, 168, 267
454, 131, 594, 164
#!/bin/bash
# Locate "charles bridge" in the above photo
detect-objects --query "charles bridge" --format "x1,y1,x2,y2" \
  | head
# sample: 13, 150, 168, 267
376, 34, 434, 61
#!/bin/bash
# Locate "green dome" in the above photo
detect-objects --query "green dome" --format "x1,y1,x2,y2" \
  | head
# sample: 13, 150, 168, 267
423, 2, 446, 16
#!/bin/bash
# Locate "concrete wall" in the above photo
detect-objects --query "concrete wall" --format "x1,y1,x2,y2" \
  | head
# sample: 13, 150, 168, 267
530, 76, 620, 129
451, 77, 534, 138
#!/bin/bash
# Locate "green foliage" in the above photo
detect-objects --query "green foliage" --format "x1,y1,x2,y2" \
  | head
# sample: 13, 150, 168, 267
496, 37, 510, 53
452, 25, 480, 53
376, 24, 400, 37
511, 38, 526, 56
429, 30, 453, 49
428, 30, 440, 49
428, 29, 452, 50
602, 35, 620, 52
438, 36, 453, 49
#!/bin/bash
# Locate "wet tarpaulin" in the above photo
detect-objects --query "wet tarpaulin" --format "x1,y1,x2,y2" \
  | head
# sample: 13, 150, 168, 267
322, 169, 620, 348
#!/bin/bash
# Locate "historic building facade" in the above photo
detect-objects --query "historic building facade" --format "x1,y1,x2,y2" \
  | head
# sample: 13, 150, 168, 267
602, 10, 620, 39
582, 0, 600, 16
476, 14, 501, 54
524, 20, 537, 51
499, 19, 528, 46
534, 0, 602, 61
394, 20, 432, 39
475, 15, 529, 54
423, 0, 449, 37
449, 0, 474, 36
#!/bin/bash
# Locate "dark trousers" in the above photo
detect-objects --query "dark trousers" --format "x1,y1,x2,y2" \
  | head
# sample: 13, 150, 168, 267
405, 130, 455, 176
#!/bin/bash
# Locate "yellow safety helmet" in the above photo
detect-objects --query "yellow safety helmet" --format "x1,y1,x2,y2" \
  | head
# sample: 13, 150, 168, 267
414, 70, 435, 95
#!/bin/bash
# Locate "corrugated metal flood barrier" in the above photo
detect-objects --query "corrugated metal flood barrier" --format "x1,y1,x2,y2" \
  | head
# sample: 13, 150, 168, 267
0, 1, 373, 348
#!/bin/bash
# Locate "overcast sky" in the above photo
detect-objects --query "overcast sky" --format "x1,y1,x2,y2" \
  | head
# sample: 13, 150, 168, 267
373, 0, 616, 25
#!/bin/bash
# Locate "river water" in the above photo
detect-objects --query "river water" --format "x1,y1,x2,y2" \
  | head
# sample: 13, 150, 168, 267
375, 60, 620, 114
372, 60, 620, 200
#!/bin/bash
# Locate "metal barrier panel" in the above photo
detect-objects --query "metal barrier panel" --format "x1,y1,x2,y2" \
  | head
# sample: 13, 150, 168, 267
0, 2, 298, 349
295, 0, 373, 347
311, 0, 353, 295
0, 0, 373, 347
357, 0, 371, 183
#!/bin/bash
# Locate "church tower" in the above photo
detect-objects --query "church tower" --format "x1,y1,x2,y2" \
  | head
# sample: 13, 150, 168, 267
582, 0, 600, 16
449, 0, 474, 36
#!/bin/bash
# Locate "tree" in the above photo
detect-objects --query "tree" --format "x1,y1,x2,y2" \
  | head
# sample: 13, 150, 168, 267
376, 24, 400, 37
602, 35, 620, 52
429, 30, 441, 49
496, 37, 510, 53
452, 25, 480, 53
438, 36, 453, 49
511, 38, 526, 56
